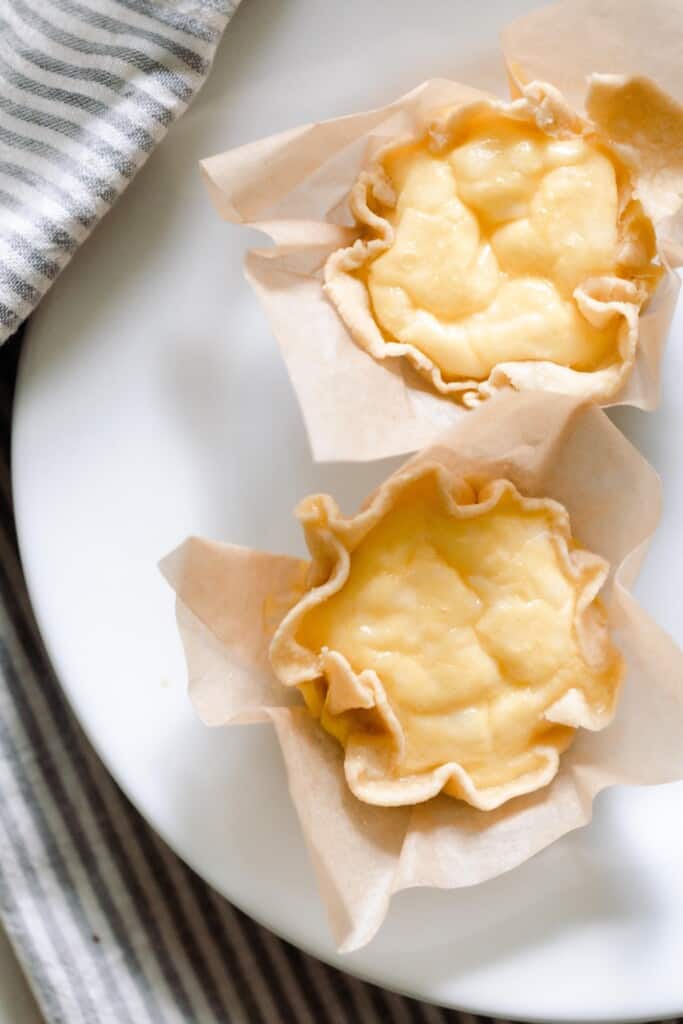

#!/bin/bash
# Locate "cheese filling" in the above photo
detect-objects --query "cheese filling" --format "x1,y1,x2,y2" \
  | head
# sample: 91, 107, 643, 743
296, 479, 621, 794
363, 112, 652, 381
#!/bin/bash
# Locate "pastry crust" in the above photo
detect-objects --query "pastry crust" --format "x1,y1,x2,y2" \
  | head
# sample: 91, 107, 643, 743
269, 462, 623, 810
324, 81, 662, 405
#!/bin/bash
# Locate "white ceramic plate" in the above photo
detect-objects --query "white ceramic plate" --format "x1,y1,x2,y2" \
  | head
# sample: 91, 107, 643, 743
12, 0, 683, 1018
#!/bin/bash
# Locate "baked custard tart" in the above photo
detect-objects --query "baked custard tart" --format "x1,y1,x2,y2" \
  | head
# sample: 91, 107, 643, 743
269, 465, 623, 810
325, 83, 662, 404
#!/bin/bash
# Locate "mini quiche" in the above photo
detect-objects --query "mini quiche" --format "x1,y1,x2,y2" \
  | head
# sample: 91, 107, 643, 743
325, 82, 662, 405
269, 465, 623, 810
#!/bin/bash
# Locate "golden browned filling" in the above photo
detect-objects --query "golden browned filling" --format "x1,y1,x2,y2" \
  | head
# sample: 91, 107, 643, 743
362, 112, 658, 381
296, 478, 622, 796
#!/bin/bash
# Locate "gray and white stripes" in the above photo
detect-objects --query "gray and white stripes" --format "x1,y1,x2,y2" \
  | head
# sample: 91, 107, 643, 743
0, 330, 483, 1024
0, 0, 236, 342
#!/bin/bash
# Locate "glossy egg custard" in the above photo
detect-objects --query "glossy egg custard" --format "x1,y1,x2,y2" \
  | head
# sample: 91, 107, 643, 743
350, 109, 660, 387
286, 473, 623, 808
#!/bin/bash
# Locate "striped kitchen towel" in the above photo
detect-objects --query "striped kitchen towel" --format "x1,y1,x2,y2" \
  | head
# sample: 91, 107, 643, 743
0, 328, 484, 1024
0, 0, 238, 343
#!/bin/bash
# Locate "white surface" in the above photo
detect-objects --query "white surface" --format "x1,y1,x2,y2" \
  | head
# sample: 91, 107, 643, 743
0, 925, 42, 1024
11, 0, 683, 1019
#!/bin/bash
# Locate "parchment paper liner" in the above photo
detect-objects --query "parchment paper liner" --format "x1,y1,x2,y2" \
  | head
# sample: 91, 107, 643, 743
270, 471, 622, 811
200, 0, 683, 462
162, 391, 683, 953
